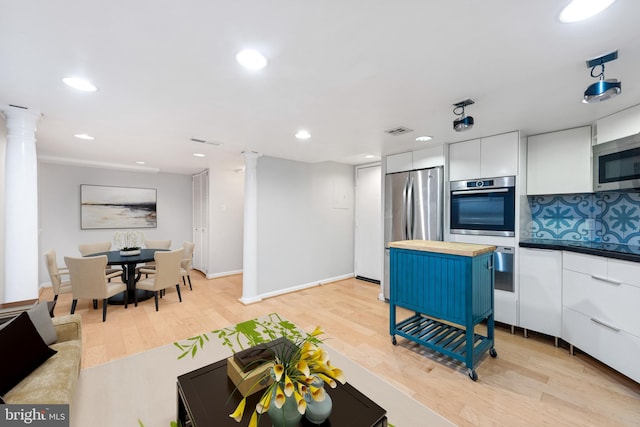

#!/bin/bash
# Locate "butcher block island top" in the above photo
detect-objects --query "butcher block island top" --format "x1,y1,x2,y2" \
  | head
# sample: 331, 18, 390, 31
389, 240, 496, 257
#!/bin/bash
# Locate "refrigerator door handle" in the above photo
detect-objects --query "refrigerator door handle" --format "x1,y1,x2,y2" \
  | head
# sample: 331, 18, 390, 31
401, 175, 409, 240
407, 175, 414, 240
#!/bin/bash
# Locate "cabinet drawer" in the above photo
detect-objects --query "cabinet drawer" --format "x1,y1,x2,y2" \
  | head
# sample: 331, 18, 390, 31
562, 307, 640, 383
607, 258, 640, 289
562, 251, 606, 276
563, 270, 640, 338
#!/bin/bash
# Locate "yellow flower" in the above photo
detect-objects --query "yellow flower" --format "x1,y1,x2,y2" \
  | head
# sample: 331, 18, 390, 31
273, 363, 284, 382
297, 382, 308, 396
310, 326, 324, 336
316, 373, 337, 388
293, 389, 307, 414
274, 383, 286, 408
300, 341, 316, 355
283, 374, 295, 397
256, 388, 272, 414
309, 384, 326, 401
296, 360, 310, 377
248, 410, 258, 427
330, 367, 346, 384
229, 397, 246, 422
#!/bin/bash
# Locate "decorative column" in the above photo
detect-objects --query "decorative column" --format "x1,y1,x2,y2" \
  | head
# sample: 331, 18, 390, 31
1, 105, 41, 304
240, 151, 261, 304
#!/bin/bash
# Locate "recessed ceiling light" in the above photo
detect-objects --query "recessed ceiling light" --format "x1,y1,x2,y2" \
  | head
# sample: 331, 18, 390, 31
135, 161, 146, 165
416, 136, 432, 142
236, 49, 268, 70
364, 154, 376, 159
74, 133, 95, 140
295, 130, 311, 140
193, 153, 206, 158
559, 0, 616, 23
62, 77, 97, 92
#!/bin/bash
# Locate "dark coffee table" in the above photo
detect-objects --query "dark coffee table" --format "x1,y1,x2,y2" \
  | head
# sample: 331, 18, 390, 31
177, 358, 388, 427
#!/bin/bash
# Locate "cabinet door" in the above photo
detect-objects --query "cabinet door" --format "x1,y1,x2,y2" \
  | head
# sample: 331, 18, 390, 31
519, 248, 562, 336
527, 126, 592, 195
596, 104, 640, 144
448, 139, 480, 181
480, 132, 518, 178
386, 152, 413, 174
412, 146, 444, 169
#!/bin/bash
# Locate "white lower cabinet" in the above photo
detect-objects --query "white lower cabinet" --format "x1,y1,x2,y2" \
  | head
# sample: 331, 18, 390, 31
519, 248, 562, 338
562, 307, 640, 383
562, 252, 640, 383
495, 290, 517, 326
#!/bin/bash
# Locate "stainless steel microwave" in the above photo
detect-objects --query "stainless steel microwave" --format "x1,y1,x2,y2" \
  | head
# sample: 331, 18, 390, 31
593, 133, 640, 191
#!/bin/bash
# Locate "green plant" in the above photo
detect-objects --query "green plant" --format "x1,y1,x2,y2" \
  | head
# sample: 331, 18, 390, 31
228, 326, 345, 427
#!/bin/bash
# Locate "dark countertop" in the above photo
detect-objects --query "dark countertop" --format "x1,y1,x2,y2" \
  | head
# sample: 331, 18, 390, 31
519, 239, 640, 263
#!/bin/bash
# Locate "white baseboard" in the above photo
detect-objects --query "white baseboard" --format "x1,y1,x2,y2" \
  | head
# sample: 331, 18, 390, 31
257, 273, 355, 300
205, 269, 243, 279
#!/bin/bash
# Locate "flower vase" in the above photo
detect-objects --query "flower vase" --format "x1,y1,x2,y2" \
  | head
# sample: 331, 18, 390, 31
267, 387, 302, 427
304, 380, 332, 424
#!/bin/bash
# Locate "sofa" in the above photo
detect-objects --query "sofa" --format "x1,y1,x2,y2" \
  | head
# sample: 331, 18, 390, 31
2, 313, 82, 405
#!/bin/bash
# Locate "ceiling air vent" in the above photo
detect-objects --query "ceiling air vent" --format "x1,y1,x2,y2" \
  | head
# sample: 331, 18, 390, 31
384, 126, 414, 136
190, 138, 222, 146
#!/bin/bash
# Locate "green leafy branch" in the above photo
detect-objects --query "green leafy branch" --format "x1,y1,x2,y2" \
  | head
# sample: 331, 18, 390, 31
173, 333, 209, 359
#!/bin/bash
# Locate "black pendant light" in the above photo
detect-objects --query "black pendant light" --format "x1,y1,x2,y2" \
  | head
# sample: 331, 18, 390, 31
453, 99, 475, 132
583, 50, 621, 103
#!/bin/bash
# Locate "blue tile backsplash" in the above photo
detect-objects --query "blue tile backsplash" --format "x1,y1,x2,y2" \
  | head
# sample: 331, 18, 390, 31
529, 192, 640, 245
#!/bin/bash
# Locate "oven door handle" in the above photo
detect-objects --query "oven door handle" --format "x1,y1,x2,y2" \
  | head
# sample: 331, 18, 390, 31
406, 175, 414, 239
451, 188, 510, 195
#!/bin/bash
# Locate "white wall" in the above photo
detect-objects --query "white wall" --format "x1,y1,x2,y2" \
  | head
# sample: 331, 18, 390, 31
0, 115, 5, 301
38, 162, 192, 286
257, 157, 355, 295
208, 166, 244, 276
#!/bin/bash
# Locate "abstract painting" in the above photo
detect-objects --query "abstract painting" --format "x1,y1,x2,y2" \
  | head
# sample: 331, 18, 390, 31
81, 185, 157, 229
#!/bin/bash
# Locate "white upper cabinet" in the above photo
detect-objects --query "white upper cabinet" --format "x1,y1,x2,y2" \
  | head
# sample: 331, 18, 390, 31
480, 132, 519, 178
449, 139, 481, 180
596, 103, 640, 144
448, 131, 518, 181
526, 126, 592, 195
386, 152, 413, 174
386, 145, 444, 174
412, 146, 445, 170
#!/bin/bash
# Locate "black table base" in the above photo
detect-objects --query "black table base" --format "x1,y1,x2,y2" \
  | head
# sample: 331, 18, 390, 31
87, 249, 166, 306
108, 289, 155, 305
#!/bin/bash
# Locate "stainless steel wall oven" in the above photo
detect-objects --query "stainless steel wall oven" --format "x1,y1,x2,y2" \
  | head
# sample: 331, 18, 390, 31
450, 176, 515, 237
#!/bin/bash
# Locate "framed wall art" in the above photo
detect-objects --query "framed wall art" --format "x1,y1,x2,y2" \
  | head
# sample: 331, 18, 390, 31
80, 185, 157, 229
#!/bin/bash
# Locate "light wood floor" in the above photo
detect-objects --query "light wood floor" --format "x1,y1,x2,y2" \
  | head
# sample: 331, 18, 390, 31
41, 273, 640, 427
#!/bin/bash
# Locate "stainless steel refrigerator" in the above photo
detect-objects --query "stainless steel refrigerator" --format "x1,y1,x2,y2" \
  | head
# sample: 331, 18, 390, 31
383, 166, 444, 299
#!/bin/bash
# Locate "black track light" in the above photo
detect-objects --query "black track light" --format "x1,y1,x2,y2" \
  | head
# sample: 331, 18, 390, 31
453, 99, 475, 132
583, 50, 621, 104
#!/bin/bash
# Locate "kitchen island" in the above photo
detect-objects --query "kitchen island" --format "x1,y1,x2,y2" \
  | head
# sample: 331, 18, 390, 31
389, 240, 497, 380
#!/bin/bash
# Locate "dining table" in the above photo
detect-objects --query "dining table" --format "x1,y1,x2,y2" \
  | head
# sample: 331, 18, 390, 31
87, 249, 168, 305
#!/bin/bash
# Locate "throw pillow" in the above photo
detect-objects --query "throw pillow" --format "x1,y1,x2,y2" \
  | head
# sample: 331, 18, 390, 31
27, 302, 57, 345
0, 312, 57, 396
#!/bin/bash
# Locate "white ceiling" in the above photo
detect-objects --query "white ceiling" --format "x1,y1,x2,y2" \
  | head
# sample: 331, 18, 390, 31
1, 1, 639, 175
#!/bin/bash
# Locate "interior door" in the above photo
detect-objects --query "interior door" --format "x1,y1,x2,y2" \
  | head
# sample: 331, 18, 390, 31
192, 170, 209, 274
355, 165, 382, 282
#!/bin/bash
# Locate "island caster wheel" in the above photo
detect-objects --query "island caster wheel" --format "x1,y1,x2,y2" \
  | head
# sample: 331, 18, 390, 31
489, 348, 498, 358
391, 336, 397, 345
467, 369, 478, 381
